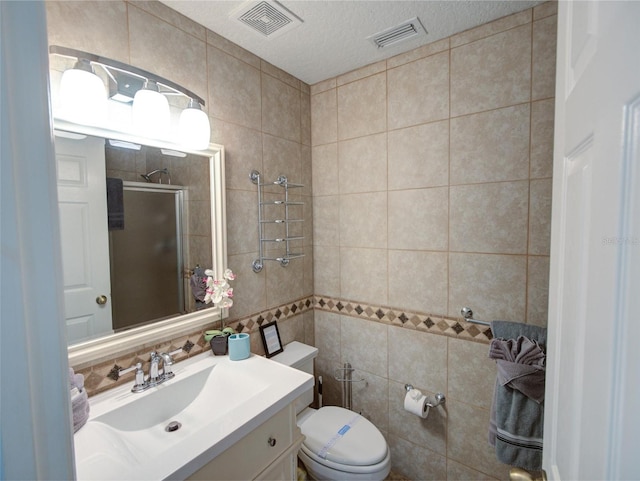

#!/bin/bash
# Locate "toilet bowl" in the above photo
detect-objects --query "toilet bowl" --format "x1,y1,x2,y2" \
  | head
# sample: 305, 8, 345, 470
271, 342, 391, 481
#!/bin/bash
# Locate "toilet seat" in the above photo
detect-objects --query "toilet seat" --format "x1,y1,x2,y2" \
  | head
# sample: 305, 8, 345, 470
298, 406, 389, 473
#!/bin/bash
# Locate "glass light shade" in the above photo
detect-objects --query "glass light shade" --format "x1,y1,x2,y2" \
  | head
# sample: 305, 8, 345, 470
58, 66, 107, 126
132, 83, 170, 138
178, 103, 211, 150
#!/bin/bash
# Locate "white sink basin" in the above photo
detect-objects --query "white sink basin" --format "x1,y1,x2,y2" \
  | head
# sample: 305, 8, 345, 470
73, 352, 313, 480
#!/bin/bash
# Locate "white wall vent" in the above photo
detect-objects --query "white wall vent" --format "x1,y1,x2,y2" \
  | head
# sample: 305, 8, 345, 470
368, 17, 427, 49
231, 1, 303, 38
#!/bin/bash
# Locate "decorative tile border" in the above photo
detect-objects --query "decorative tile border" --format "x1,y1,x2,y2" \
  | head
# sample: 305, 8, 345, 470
76, 296, 315, 396
75, 294, 490, 397
313, 295, 493, 343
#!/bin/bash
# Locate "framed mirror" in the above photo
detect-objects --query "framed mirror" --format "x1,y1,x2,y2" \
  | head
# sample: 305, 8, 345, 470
55, 119, 227, 367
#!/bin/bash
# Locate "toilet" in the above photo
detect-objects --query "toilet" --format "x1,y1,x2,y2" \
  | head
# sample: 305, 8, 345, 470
271, 341, 391, 481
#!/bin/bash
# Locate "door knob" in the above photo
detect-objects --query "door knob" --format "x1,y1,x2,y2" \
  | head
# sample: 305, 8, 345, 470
96, 295, 108, 305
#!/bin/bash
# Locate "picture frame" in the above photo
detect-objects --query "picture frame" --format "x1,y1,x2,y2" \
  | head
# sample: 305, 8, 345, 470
259, 321, 284, 358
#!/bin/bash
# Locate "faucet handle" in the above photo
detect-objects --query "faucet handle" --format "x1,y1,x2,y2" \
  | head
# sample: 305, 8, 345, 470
119, 362, 145, 392
160, 348, 182, 379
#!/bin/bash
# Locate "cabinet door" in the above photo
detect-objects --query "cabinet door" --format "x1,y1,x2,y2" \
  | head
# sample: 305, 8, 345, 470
188, 406, 294, 481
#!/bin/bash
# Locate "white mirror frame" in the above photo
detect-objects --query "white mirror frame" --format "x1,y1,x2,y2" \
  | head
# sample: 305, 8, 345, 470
54, 119, 227, 367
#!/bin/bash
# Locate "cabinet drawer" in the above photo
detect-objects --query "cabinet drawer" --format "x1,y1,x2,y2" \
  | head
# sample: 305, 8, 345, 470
188, 405, 294, 481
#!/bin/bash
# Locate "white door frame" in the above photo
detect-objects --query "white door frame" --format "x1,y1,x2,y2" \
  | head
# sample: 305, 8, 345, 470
0, 2, 75, 479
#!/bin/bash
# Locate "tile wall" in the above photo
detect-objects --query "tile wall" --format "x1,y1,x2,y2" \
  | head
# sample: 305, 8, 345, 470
46, 0, 314, 378
310, 3, 556, 480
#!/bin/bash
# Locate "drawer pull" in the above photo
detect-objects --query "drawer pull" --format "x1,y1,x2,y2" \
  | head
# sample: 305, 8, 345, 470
267, 437, 277, 447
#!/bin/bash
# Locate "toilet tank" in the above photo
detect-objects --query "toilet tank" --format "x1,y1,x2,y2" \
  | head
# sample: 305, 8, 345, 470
270, 341, 318, 414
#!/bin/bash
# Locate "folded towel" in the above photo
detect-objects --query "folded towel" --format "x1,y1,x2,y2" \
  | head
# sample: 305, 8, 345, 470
488, 321, 547, 471
190, 274, 206, 302
106, 177, 124, 230
69, 368, 90, 432
490, 336, 546, 403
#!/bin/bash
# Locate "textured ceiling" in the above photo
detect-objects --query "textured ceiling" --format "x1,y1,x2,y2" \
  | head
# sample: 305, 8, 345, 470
161, 0, 543, 85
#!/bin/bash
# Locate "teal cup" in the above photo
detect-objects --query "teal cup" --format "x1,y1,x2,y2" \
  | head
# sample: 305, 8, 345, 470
228, 333, 250, 361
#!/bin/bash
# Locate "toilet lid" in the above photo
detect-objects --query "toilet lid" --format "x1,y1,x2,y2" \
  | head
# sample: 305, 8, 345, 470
299, 406, 387, 466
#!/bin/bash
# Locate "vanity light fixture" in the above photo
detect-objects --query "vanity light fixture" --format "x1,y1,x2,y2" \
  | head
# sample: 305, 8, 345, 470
49, 45, 211, 150
58, 57, 107, 126
178, 98, 211, 150
132, 79, 170, 138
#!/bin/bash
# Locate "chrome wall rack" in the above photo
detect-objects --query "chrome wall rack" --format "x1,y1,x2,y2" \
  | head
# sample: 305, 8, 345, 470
250, 170, 305, 273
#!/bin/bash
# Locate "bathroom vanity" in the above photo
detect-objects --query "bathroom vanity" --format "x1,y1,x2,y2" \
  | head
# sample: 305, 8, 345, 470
73, 352, 312, 480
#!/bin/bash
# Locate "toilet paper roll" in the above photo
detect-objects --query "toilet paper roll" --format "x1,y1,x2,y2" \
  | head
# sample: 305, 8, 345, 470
404, 389, 430, 418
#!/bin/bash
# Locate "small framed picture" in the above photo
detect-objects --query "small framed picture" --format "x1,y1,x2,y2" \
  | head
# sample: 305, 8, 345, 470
259, 321, 284, 358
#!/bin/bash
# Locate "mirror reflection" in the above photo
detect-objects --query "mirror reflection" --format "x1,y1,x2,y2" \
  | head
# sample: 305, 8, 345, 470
55, 134, 214, 345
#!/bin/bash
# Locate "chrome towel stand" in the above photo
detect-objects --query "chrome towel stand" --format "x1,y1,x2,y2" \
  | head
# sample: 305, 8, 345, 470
250, 170, 305, 273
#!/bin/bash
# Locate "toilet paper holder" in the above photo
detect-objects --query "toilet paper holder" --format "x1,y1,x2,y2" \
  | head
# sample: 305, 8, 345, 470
404, 384, 446, 408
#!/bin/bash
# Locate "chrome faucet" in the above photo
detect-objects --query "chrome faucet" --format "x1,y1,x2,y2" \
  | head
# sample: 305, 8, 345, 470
119, 349, 182, 393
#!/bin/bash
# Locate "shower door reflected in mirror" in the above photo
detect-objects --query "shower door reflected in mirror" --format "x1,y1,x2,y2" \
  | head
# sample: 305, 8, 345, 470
109, 184, 184, 332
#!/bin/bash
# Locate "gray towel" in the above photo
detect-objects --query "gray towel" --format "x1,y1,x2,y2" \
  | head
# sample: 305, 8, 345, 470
488, 321, 547, 471
69, 368, 90, 432
106, 177, 124, 230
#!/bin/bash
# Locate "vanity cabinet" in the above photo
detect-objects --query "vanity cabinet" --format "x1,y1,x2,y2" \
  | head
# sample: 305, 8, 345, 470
187, 403, 303, 481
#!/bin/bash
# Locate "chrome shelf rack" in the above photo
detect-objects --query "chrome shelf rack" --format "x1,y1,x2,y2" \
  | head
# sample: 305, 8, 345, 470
250, 170, 305, 273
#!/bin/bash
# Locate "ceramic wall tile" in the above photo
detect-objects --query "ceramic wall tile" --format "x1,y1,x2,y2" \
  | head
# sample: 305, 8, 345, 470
227, 252, 266, 320
207, 46, 261, 130
128, 6, 207, 102
340, 247, 388, 306
530, 98, 556, 179
388, 380, 447, 456
313, 310, 342, 363
450, 181, 529, 254
450, 9, 531, 48
337, 60, 386, 87
262, 73, 301, 142
210, 118, 261, 191
447, 400, 510, 479
313, 195, 340, 247
337, 73, 387, 140
451, 24, 531, 117
388, 188, 449, 251
262, 134, 301, 188
387, 38, 450, 70
225, 189, 258, 256
388, 250, 448, 315
529, 178, 553, 255
388, 51, 450, 130
534, 1, 558, 20
351, 371, 389, 432
206, 29, 260, 68
447, 460, 501, 481
311, 88, 338, 146
339, 192, 387, 249
46, 1, 130, 63
312, 143, 339, 196
448, 338, 497, 409
527, 256, 550, 326
388, 325, 447, 393
449, 252, 527, 321
313, 246, 341, 298
132, 1, 205, 40
450, 104, 531, 184
265, 254, 304, 308
389, 435, 447, 481
532, 14, 558, 100
341, 315, 388, 378
388, 120, 449, 190
338, 133, 387, 194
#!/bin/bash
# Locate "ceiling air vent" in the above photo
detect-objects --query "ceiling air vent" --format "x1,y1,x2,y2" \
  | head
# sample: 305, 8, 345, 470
368, 17, 427, 49
231, 0, 303, 38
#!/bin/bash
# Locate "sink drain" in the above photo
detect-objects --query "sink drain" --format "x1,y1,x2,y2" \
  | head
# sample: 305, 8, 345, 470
165, 421, 182, 432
